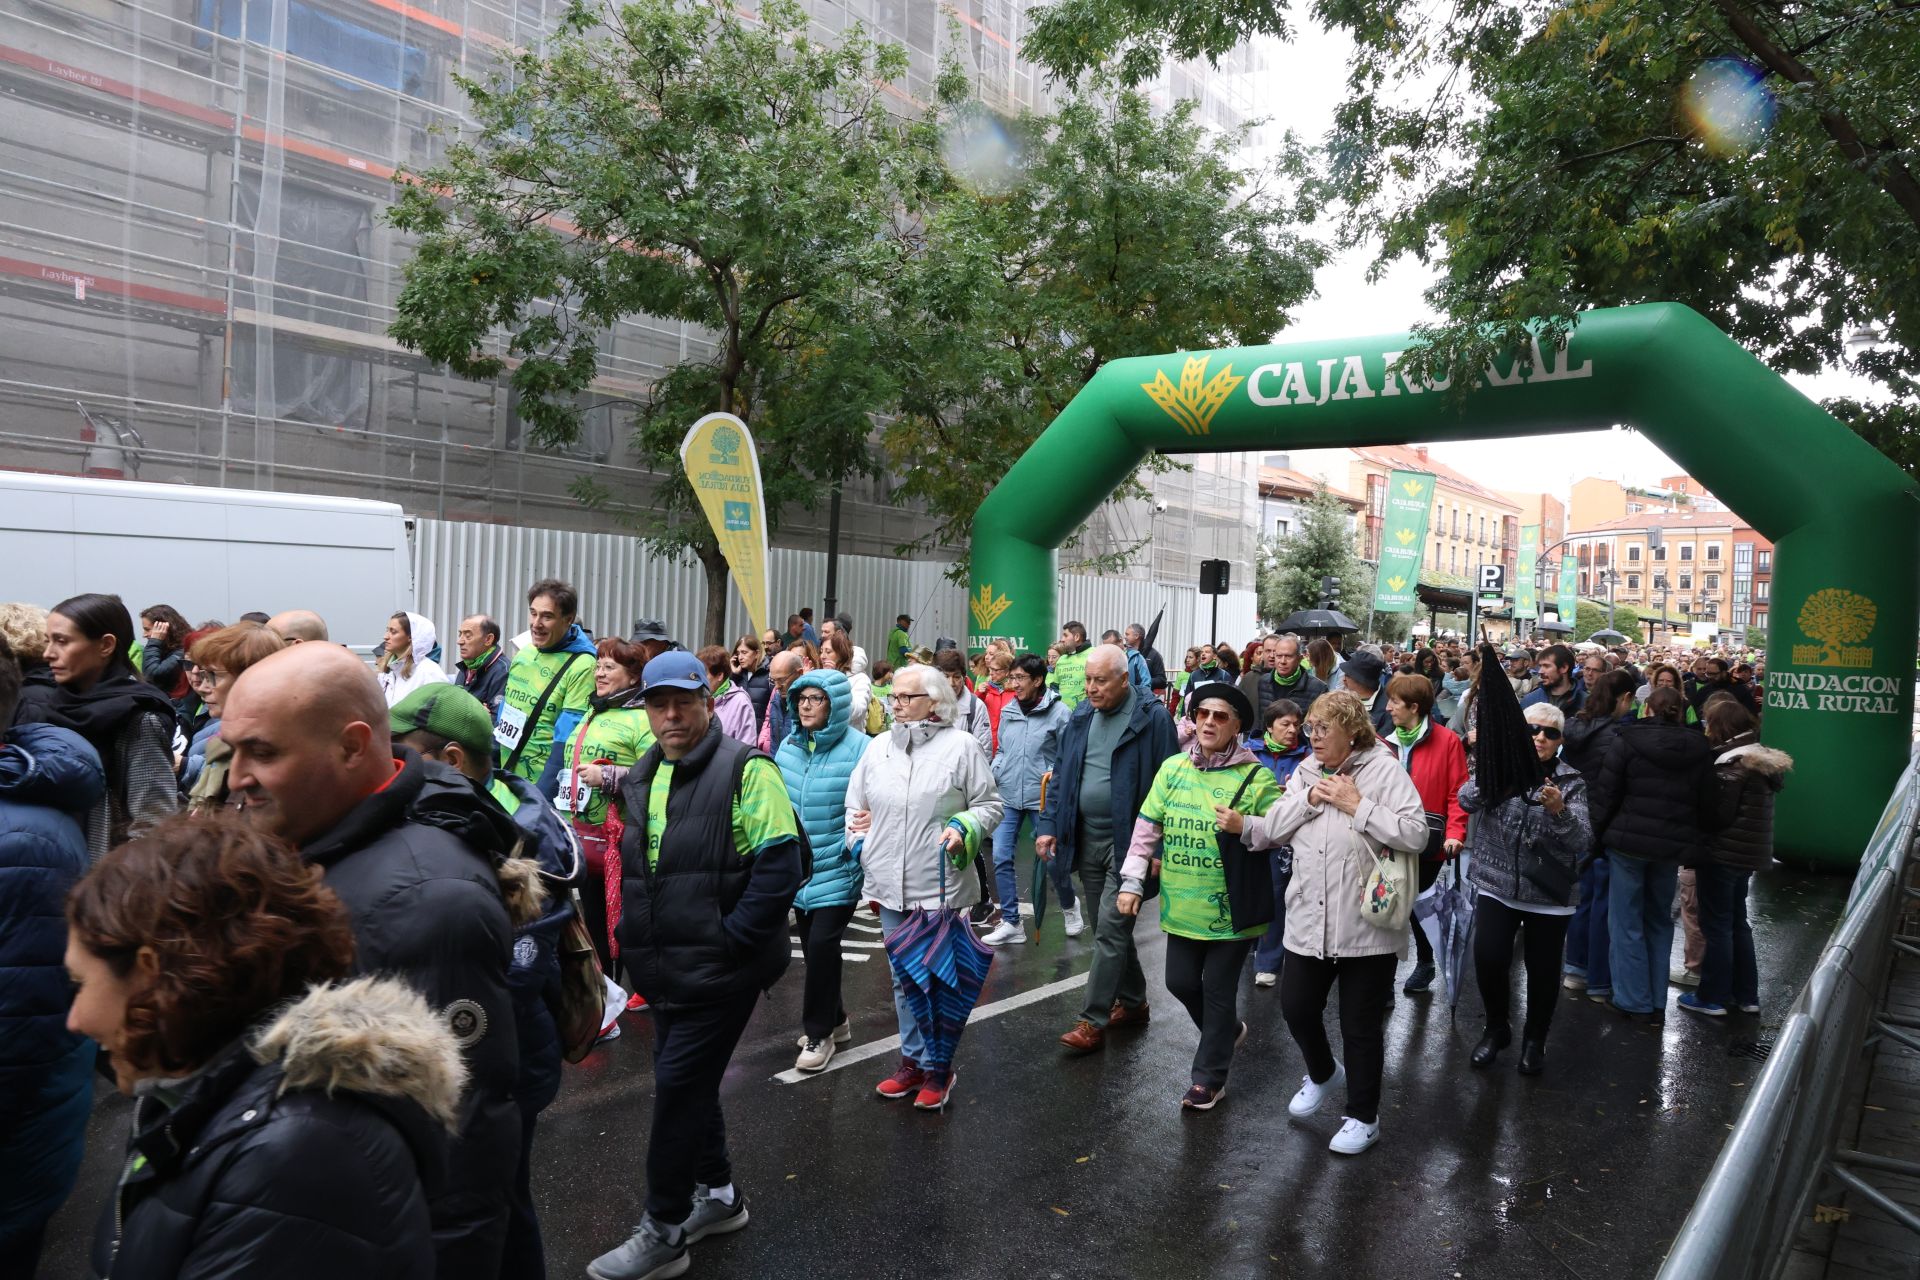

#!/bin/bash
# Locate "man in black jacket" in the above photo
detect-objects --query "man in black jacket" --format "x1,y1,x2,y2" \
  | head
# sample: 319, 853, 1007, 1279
1240, 632, 1326, 725
1041, 645, 1181, 1053
222, 643, 522, 1280
455, 613, 510, 714
590, 651, 805, 1280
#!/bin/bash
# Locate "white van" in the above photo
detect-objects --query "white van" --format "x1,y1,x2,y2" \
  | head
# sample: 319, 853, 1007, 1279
0, 472, 413, 649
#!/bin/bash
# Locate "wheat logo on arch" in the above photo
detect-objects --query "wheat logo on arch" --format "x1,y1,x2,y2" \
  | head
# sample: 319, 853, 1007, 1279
1141, 356, 1244, 436
970, 584, 1012, 632
1793, 588, 1877, 669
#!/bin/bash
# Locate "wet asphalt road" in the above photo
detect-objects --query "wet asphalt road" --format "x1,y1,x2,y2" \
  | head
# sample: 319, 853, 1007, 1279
41, 863, 1845, 1280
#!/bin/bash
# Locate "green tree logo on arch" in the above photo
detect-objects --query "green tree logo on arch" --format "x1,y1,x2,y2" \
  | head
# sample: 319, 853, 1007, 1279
1794, 589, 1877, 669
1140, 356, 1243, 435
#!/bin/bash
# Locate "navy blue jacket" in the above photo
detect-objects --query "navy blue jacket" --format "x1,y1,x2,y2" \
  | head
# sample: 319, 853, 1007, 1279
1035, 691, 1179, 864
494, 771, 578, 1113
1, 722, 105, 1088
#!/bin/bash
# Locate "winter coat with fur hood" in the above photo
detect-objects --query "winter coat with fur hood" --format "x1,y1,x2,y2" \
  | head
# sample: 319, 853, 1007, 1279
1705, 732, 1790, 872
93, 977, 462, 1280
295, 746, 537, 1275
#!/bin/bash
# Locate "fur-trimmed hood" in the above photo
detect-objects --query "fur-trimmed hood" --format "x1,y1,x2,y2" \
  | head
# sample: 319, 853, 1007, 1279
252, 976, 467, 1131
1717, 736, 1793, 786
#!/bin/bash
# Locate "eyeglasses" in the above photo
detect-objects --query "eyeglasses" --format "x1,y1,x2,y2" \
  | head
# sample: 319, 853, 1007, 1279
795, 693, 828, 706
890, 693, 930, 706
1529, 725, 1564, 740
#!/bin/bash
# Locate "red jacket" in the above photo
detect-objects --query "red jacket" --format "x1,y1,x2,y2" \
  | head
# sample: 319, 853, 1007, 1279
976, 682, 1016, 753
1389, 721, 1469, 854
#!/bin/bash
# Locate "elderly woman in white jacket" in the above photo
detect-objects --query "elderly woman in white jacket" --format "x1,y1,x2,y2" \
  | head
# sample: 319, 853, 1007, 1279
846, 662, 1002, 1113
1228, 689, 1425, 1157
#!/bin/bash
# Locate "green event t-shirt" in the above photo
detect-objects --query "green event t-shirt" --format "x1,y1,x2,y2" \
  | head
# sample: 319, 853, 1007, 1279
1137, 757, 1282, 942
561, 706, 655, 825
645, 756, 798, 871
487, 775, 521, 815
497, 645, 594, 782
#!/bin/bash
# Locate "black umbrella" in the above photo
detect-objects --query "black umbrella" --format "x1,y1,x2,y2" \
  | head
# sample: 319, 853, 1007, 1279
1142, 605, 1165, 654
1274, 608, 1359, 635
1535, 619, 1574, 635
1589, 628, 1629, 643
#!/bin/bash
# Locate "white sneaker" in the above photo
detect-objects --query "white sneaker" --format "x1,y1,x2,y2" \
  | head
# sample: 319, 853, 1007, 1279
794, 1036, 836, 1072
795, 1019, 852, 1049
1288, 1062, 1345, 1117
1062, 903, 1086, 938
1329, 1117, 1380, 1156
981, 919, 1027, 946
1254, 971, 1277, 988
1670, 967, 1701, 987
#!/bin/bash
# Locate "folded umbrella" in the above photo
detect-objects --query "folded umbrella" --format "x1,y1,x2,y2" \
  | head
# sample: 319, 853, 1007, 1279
884, 844, 996, 1069
1412, 859, 1477, 1019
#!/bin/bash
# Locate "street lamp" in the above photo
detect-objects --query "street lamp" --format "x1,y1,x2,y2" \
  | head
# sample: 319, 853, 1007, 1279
1602, 568, 1620, 630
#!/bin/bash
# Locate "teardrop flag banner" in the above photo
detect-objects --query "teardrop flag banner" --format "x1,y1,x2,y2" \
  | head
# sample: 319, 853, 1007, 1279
680, 412, 771, 638
1515, 525, 1540, 619
1372, 469, 1435, 612
1559, 555, 1579, 622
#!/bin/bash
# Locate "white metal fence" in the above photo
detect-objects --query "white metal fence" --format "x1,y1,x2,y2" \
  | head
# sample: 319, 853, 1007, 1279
411, 518, 1244, 662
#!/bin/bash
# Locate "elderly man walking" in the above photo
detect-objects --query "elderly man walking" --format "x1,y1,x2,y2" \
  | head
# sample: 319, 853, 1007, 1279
1240, 633, 1326, 726
1041, 645, 1180, 1052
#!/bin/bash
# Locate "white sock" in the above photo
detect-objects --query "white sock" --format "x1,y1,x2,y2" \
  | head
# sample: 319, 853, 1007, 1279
708, 1183, 736, 1206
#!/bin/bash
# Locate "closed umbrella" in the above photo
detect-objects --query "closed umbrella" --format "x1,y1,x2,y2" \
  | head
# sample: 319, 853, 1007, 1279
884, 848, 996, 1069
1413, 859, 1476, 1017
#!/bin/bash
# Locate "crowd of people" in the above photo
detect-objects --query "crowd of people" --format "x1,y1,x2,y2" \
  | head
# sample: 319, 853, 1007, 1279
0, 583, 1789, 1280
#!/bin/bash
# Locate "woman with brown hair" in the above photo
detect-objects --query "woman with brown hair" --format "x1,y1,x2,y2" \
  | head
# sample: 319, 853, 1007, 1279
1306, 636, 1339, 686
182, 623, 285, 812
67, 813, 461, 1279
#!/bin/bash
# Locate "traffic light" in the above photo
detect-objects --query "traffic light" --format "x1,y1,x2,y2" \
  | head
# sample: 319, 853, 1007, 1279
1321, 574, 1340, 606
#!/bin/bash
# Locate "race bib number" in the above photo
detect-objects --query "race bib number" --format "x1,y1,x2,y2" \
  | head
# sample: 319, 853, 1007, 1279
494, 703, 529, 752
556, 768, 593, 814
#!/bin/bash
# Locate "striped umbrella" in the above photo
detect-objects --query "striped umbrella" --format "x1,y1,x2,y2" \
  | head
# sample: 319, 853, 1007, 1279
884, 845, 995, 1069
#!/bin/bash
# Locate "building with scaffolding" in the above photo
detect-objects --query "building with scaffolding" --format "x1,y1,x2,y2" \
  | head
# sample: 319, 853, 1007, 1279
0, 0, 1265, 624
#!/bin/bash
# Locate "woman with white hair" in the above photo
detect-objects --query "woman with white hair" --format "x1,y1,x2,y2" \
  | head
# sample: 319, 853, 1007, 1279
845, 662, 1003, 1112
1458, 644, 1592, 1076
374, 611, 449, 707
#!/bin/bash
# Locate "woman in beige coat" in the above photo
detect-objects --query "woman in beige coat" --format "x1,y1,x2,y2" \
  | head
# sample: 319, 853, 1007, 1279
1229, 690, 1426, 1156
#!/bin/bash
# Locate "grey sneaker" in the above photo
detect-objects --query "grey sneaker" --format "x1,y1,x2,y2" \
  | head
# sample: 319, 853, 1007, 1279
587, 1216, 689, 1280
685, 1187, 750, 1243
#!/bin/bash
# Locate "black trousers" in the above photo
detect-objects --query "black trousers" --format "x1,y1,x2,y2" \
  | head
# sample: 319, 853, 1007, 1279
501, 1102, 545, 1280
1410, 858, 1443, 966
1473, 896, 1571, 1042
1279, 950, 1398, 1125
794, 903, 856, 1041
1164, 934, 1255, 1088
646, 992, 759, 1225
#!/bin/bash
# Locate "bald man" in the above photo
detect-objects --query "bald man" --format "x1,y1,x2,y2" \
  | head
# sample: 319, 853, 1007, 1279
265, 608, 328, 644
222, 643, 525, 1279
1040, 643, 1180, 1053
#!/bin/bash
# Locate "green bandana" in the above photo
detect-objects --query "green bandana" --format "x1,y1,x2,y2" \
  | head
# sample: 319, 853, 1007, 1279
1393, 718, 1428, 751
461, 645, 497, 671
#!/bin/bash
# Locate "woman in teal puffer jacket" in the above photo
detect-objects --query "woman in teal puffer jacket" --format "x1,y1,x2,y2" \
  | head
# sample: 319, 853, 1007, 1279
776, 669, 868, 1073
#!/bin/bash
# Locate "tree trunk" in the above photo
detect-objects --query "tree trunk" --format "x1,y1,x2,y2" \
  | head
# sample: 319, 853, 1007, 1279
695, 539, 731, 649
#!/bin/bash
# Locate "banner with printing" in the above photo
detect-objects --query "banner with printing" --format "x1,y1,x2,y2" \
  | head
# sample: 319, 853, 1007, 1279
1515, 525, 1540, 619
1370, 470, 1436, 613
1559, 555, 1579, 621
680, 412, 771, 637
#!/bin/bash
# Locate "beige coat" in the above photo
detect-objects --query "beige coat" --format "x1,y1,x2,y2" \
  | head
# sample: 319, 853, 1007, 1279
1244, 741, 1428, 959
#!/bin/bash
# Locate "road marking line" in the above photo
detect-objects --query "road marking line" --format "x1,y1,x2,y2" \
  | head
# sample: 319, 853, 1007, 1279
789, 949, 870, 962
773, 969, 1088, 1084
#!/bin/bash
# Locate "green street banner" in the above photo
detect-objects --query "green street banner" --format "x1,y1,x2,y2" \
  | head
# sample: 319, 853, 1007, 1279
1559, 555, 1579, 621
1515, 525, 1540, 619
680, 412, 771, 636
1371, 469, 1436, 612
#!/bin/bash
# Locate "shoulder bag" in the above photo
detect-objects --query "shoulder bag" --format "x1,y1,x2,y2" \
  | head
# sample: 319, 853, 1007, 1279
1215, 765, 1274, 933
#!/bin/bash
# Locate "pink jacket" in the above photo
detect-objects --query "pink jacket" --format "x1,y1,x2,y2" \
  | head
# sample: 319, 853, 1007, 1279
715, 682, 757, 745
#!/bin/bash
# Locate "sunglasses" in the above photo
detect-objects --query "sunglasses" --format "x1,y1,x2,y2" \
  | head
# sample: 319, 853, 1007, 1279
1191, 707, 1239, 724
1529, 725, 1564, 741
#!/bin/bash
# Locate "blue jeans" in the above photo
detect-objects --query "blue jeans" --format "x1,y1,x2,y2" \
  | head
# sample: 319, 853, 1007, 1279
879, 907, 929, 1066
993, 806, 1061, 921
1251, 850, 1292, 975
1695, 863, 1758, 1009
1606, 854, 1678, 1015
1563, 857, 1613, 996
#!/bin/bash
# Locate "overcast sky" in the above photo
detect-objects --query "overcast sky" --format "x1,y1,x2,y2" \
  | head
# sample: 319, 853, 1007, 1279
1246, 23, 1872, 503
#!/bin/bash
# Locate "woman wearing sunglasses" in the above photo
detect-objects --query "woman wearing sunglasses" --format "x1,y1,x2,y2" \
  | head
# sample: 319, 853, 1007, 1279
1457, 647, 1592, 1074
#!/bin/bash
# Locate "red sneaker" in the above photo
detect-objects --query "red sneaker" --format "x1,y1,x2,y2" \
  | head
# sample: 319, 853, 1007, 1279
874, 1057, 925, 1099
625, 992, 648, 1012
913, 1069, 957, 1111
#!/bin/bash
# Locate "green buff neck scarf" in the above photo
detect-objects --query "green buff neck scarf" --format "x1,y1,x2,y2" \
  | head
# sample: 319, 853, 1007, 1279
1392, 718, 1430, 763
1271, 665, 1307, 689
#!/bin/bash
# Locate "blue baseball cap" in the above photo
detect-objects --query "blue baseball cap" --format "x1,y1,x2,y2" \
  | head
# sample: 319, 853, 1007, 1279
641, 650, 710, 697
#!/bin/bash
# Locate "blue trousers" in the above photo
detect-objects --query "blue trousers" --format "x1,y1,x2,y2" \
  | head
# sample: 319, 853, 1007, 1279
1606, 854, 1678, 1015
992, 806, 1072, 920
1563, 857, 1613, 996
0, 1038, 96, 1274
1695, 863, 1758, 1009
879, 906, 929, 1066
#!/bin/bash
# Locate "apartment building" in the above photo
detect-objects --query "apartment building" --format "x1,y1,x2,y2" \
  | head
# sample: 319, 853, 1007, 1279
1564, 509, 1774, 640
1288, 444, 1522, 584
1255, 453, 1363, 541
1501, 489, 1567, 603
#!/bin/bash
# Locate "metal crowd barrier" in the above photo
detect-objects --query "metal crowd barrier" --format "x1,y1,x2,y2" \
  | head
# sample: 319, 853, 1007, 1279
1659, 747, 1920, 1279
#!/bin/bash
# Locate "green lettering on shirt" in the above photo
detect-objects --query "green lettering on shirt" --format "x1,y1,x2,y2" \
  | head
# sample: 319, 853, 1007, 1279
1138, 759, 1281, 941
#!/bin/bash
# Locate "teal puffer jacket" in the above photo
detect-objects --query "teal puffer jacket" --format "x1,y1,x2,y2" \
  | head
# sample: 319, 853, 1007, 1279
776, 670, 866, 911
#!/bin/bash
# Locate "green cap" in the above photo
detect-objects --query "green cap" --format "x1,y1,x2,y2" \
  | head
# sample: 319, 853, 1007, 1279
390, 683, 495, 754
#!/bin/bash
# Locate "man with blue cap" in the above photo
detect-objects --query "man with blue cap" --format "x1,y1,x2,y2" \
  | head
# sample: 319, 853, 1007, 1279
588, 651, 805, 1280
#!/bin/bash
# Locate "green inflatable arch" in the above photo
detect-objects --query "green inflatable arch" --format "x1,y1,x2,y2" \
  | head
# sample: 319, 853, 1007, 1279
968, 303, 1919, 868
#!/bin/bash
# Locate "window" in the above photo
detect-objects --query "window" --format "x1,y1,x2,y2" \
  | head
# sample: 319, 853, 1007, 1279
1275, 518, 1290, 538
1479, 515, 1486, 541
1758, 550, 1772, 572
1733, 603, 1750, 626
1451, 508, 1460, 537
1653, 545, 1667, 561
1756, 581, 1770, 602
1735, 544, 1753, 571
1754, 610, 1768, 628
1433, 540, 1440, 569
1679, 574, 1693, 590
1627, 574, 1641, 591
1704, 573, 1719, 590
1627, 545, 1641, 562
1449, 546, 1457, 574
1706, 543, 1721, 561
1654, 574, 1668, 590
1679, 545, 1694, 561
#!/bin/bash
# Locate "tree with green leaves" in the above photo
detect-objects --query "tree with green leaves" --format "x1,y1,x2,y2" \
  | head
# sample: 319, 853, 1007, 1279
1024, 1, 1920, 480
877, 83, 1326, 570
1573, 599, 1644, 643
387, 0, 926, 642
1258, 481, 1370, 624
